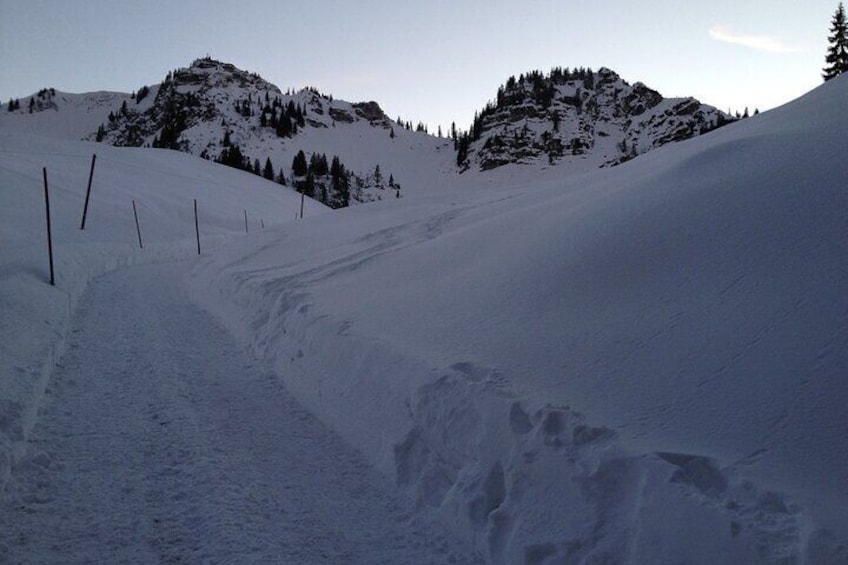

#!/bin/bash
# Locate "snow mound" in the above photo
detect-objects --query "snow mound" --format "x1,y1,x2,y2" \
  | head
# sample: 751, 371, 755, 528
190, 75, 848, 562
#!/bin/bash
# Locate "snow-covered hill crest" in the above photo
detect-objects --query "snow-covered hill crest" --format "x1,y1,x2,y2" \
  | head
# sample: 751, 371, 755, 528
94, 58, 397, 154
1, 87, 133, 141
3, 58, 739, 195
457, 66, 733, 172
190, 74, 848, 563
2, 58, 448, 207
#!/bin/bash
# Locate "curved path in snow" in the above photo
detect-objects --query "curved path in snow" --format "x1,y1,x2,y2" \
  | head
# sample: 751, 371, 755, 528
0, 263, 477, 564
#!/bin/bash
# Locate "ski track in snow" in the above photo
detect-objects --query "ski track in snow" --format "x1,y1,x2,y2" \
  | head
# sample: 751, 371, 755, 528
0, 263, 478, 564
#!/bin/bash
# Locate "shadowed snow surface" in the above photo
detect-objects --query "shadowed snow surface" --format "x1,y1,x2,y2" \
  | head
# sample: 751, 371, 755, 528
190, 76, 848, 562
1, 75, 847, 563
0, 264, 478, 564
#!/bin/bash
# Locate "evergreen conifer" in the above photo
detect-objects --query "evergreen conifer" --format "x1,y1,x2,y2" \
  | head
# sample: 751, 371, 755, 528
823, 2, 848, 80
292, 150, 308, 177
263, 157, 275, 180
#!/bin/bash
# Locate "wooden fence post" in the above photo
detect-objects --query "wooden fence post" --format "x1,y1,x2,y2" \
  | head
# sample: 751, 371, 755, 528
80, 153, 96, 230
43, 168, 55, 285
194, 199, 200, 255
132, 200, 143, 249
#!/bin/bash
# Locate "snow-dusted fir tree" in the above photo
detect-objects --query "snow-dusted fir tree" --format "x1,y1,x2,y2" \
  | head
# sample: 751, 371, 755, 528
823, 2, 848, 80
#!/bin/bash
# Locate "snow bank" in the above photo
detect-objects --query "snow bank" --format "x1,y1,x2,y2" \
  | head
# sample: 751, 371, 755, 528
190, 76, 848, 563
0, 131, 326, 489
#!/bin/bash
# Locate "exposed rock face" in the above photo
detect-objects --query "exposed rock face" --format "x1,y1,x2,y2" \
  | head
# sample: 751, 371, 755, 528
96, 57, 392, 156
460, 67, 733, 171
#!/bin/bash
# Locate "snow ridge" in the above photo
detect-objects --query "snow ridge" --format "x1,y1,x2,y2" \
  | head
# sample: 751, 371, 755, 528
189, 75, 848, 563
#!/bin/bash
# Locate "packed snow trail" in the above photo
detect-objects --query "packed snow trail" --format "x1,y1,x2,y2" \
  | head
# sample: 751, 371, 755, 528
0, 262, 477, 564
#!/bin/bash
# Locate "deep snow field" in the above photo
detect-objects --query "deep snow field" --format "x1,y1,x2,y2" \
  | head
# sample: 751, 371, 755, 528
1, 75, 847, 563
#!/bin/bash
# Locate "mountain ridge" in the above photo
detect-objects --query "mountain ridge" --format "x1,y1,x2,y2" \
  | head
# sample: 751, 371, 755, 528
2, 57, 734, 200
455, 66, 732, 172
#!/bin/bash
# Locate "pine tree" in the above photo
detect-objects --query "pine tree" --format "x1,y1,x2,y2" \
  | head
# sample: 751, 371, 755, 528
263, 157, 275, 180
823, 2, 848, 80
330, 155, 350, 208
292, 150, 308, 177
136, 85, 150, 103
303, 172, 316, 198
373, 164, 383, 189
308, 153, 329, 176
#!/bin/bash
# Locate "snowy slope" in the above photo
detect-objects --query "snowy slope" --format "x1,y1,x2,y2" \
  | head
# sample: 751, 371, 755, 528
0, 131, 328, 490
0, 262, 477, 563
1, 59, 736, 207
0, 58, 457, 205
189, 76, 848, 563
0, 88, 137, 141
2, 68, 847, 562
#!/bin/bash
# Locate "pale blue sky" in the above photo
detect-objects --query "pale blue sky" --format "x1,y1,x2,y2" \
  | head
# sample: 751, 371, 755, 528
0, 0, 837, 131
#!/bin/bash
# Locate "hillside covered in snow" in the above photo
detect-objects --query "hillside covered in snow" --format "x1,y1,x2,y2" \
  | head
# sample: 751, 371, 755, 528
1, 58, 457, 208
186, 74, 848, 563
1, 60, 846, 563
2, 58, 734, 208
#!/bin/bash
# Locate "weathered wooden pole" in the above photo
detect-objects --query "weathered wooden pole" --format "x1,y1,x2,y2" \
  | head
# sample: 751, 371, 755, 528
43, 168, 55, 286
80, 153, 96, 230
244, 209, 249, 233
300, 191, 305, 219
132, 200, 143, 249
194, 199, 201, 255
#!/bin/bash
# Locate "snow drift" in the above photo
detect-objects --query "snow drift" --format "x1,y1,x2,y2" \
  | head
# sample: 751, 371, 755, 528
190, 75, 848, 563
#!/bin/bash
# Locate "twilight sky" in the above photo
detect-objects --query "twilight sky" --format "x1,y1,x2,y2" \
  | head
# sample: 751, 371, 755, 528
0, 0, 837, 132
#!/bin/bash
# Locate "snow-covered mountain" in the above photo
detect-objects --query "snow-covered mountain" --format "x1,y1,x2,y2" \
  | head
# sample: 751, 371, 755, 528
2, 58, 733, 203
1, 60, 847, 562
1, 58, 454, 207
457, 66, 733, 172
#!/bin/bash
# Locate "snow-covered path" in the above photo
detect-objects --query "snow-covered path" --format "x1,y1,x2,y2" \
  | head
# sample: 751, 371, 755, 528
0, 263, 477, 564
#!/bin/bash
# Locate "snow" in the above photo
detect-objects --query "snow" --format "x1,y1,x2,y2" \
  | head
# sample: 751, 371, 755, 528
2, 73, 847, 563
0, 90, 140, 141
1, 262, 475, 563
0, 131, 327, 492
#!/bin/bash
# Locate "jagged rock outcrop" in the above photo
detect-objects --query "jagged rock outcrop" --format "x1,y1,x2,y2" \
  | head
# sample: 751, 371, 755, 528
457, 67, 733, 172
96, 58, 392, 155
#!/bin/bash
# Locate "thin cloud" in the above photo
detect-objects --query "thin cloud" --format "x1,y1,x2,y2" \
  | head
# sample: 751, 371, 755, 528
709, 25, 799, 53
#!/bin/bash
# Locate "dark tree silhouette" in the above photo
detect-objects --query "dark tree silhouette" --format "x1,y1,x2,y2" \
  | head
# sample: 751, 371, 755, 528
824, 2, 848, 80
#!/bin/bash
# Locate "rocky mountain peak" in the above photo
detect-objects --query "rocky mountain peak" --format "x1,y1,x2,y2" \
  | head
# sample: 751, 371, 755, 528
457, 66, 733, 172
173, 57, 281, 93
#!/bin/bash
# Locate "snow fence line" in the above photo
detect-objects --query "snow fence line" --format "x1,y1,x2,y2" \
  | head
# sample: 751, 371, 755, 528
187, 259, 831, 564
0, 240, 224, 492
